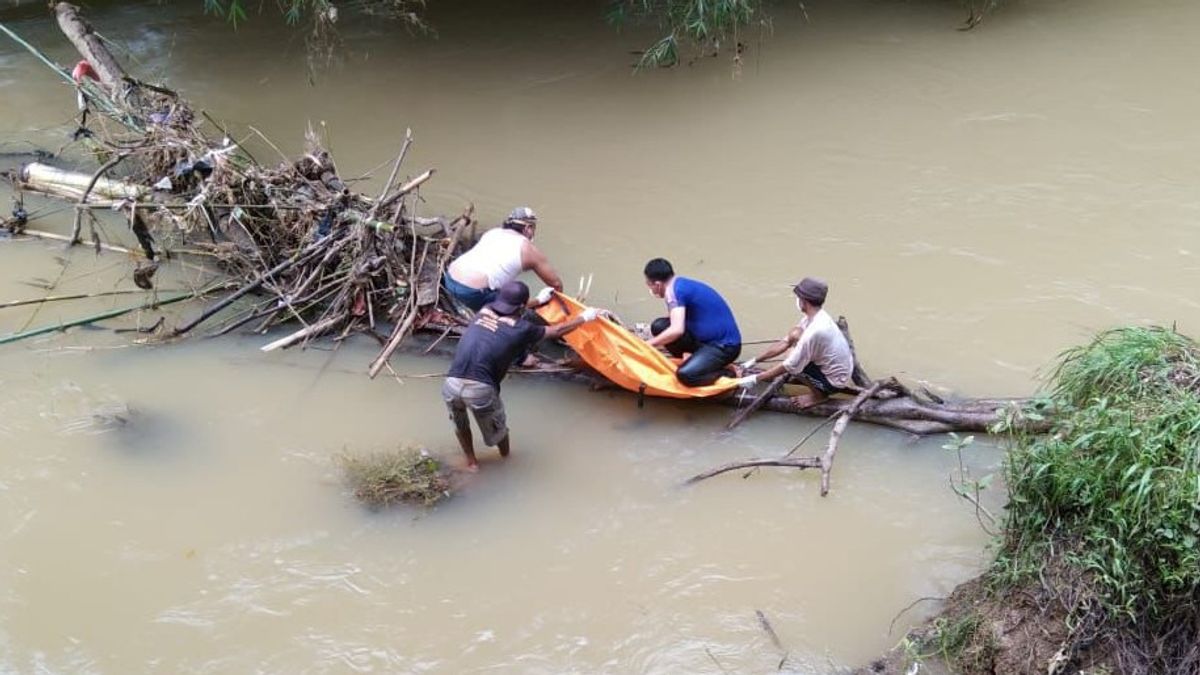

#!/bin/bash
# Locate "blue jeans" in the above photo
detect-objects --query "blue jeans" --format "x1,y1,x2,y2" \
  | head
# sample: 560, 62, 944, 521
443, 274, 496, 312
651, 318, 741, 387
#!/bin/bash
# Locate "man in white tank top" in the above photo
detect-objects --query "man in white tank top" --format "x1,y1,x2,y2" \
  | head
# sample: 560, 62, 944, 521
444, 207, 564, 312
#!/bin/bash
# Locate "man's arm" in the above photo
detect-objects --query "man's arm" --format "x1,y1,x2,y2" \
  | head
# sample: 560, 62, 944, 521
522, 242, 563, 291
541, 308, 603, 341
745, 325, 803, 366
737, 334, 810, 387
646, 305, 686, 348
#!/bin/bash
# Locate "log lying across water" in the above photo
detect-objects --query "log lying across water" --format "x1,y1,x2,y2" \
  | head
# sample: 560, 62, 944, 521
0, 3, 1049, 459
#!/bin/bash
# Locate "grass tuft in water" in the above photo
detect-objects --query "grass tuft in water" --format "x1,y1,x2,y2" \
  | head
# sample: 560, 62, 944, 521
338, 444, 451, 508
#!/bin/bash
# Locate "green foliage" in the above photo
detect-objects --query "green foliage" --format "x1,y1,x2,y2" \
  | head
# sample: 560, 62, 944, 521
923, 613, 996, 672
943, 432, 998, 533
609, 0, 761, 68
338, 444, 451, 508
203, 0, 427, 30
995, 327, 1200, 625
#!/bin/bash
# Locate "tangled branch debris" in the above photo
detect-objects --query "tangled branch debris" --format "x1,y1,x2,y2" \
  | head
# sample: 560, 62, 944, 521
3, 3, 473, 369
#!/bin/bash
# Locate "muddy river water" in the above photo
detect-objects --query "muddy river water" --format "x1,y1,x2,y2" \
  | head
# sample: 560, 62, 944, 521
2, 0, 1198, 671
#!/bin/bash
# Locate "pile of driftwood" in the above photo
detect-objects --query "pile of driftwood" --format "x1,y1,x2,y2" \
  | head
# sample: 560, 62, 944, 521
2, 4, 471, 376
1, 4, 1049, 497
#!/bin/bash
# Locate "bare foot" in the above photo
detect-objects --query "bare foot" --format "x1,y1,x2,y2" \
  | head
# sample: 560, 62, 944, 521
464, 460, 480, 473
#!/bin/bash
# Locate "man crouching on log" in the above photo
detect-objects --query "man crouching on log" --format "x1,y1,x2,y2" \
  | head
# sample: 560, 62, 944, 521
443, 280, 603, 471
643, 258, 743, 386
735, 278, 854, 407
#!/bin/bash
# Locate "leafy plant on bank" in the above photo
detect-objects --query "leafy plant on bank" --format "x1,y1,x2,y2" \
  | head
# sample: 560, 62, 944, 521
990, 326, 1200, 670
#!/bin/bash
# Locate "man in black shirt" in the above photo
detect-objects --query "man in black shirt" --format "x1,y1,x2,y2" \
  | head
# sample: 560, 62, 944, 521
443, 280, 601, 470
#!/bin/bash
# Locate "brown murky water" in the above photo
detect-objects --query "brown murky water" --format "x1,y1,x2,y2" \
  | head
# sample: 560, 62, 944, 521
2, 0, 1198, 671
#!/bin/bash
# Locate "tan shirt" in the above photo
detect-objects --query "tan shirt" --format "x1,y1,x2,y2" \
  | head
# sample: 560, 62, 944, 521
782, 309, 854, 387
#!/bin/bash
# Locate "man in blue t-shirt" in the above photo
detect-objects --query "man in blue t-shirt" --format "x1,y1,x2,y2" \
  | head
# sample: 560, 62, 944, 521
642, 258, 742, 387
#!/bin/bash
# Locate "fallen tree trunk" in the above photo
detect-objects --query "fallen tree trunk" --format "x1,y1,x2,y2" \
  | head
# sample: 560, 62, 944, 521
401, 326, 1052, 437
54, 2, 127, 89
745, 390, 1031, 435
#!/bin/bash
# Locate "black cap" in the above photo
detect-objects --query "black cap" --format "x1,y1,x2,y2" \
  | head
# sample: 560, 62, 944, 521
487, 280, 529, 316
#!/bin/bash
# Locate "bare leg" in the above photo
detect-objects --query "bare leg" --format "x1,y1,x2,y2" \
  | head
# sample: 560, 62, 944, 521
454, 427, 479, 471
497, 433, 511, 458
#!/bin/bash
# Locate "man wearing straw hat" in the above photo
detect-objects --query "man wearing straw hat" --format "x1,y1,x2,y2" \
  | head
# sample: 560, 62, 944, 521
735, 277, 854, 407
443, 206, 564, 312
443, 280, 603, 471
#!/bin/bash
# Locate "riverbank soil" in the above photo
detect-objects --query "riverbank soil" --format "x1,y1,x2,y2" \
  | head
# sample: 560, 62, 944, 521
860, 565, 1116, 675
863, 327, 1200, 675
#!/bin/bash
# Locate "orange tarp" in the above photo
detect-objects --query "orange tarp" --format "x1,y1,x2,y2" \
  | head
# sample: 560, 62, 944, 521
534, 292, 737, 399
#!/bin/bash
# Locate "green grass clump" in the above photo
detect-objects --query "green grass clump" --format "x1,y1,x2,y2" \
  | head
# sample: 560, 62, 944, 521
338, 445, 451, 508
996, 327, 1200, 641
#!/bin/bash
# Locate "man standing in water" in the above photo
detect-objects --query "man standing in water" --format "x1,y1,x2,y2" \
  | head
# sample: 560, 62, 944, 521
443, 206, 564, 312
735, 277, 854, 406
444, 280, 602, 471
642, 258, 742, 387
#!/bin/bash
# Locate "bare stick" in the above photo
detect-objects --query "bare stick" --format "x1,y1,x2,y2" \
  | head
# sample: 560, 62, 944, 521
171, 238, 328, 337
71, 151, 130, 244
836, 315, 872, 387
686, 457, 823, 484
888, 596, 945, 636
367, 304, 419, 378
755, 609, 785, 652
741, 411, 840, 479
367, 128, 412, 221
726, 375, 787, 430
818, 380, 885, 496
687, 380, 884, 493
247, 125, 291, 164
704, 647, 731, 674
259, 314, 343, 352
375, 169, 435, 213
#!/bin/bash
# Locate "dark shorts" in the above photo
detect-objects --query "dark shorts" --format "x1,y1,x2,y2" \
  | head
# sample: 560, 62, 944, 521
443, 274, 496, 312
442, 377, 508, 446
800, 362, 837, 395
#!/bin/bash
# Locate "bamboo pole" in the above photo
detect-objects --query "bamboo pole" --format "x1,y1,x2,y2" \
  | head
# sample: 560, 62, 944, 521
0, 21, 75, 84
0, 288, 193, 310
0, 288, 218, 346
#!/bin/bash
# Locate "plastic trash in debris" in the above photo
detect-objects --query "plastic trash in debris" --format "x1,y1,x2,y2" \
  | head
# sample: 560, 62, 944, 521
152, 176, 172, 191
191, 159, 213, 178
173, 158, 214, 180
316, 210, 334, 238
